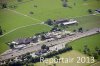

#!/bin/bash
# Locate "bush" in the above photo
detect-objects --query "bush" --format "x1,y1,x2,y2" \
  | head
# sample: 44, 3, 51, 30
45, 19, 53, 25
92, 52, 98, 59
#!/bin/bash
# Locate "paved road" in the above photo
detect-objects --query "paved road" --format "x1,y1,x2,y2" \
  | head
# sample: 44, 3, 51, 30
0, 28, 100, 61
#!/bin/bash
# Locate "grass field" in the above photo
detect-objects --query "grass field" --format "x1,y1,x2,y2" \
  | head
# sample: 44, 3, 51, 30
34, 50, 93, 66
33, 34, 100, 66
69, 34, 100, 59
0, 0, 100, 54
89, 62, 100, 66
8, 0, 100, 20
0, 24, 51, 53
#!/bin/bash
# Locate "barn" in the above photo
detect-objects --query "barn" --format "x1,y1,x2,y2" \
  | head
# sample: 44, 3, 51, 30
54, 19, 78, 26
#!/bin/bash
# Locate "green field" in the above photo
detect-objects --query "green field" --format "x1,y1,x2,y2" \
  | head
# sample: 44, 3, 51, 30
33, 34, 100, 66
0, 0, 100, 54
8, 0, 100, 20
0, 24, 51, 53
69, 34, 100, 60
90, 62, 100, 66
70, 34, 100, 53
34, 50, 94, 66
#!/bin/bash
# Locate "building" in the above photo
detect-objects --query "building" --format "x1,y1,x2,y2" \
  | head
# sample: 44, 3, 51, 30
54, 19, 78, 26
11, 37, 33, 45
35, 49, 48, 56
95, 9, 100, 13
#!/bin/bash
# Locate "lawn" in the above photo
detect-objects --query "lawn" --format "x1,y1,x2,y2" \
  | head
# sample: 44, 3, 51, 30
8, 0, 100, 20
64, 15, 100, 31
33, 34, 100, 66
0, 9, 42, 34
0, 24, 51, 54
69, 34, 100, 59
0, 0, 100, 54
89, 62, 100, 66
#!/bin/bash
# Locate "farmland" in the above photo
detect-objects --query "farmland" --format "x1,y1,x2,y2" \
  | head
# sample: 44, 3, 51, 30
33, 50, 94, 66
70, 33, 100, 60
33, 34, 100, 66
0, 0, 100, 66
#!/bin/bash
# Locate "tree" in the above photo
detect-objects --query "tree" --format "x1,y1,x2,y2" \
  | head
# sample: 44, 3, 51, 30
78, 27, 83, 32
83, 0, 88, 1
0, 0, 7, 9
83, 45, 91, 55
73, 29, 76, 32
95, 46, 99, 51
95, 46, 100, 55
55, 55, 60, 62
41, 45, 46, 49
45, 19, 53, 25
8, 61, 23, 66
63, 3, 67, 7
60, 23, 66, 29
98, 50, 100, 55
2, 3, 7, 8
9, 44, 14, 49
0, 26, 3, 35
62, 0, 68, 7
88, 9, 93, 14
26, 55, 33, 63
29, 11, 34, 14
92, 52, 98, 59
41, 35, 46, 40
96, 0, 100, 1
45, 46, 49, 50
34, 5, 37, 8
53, 63, 56, 66
17, 0, 22, 2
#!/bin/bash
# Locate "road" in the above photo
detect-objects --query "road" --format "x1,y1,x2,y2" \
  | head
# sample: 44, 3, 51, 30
0, 28, 100, 61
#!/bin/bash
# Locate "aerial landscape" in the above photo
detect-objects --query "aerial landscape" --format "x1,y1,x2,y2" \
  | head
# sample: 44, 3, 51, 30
0, 0, 100, 66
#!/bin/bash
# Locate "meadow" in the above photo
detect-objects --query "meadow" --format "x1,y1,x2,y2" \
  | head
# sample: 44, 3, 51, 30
33, 34, 100, 66
0, 0, 100, 54
70, 34, 100, 59
34, 50, 94, 66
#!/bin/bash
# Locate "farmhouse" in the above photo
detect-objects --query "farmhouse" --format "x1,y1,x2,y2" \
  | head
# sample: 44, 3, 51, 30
54, 19, 78, 26
10, 29, 74, 49
11, 37, 33, 45
95, 9, 100, 13
35, 49, 48, 56
14, 44, 26, 49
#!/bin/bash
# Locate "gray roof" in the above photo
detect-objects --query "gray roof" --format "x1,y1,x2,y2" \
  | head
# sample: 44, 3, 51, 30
14, 38, 33, 44
54, 19, 69, 24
